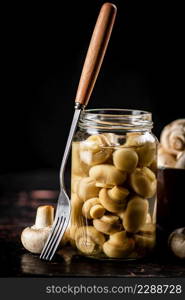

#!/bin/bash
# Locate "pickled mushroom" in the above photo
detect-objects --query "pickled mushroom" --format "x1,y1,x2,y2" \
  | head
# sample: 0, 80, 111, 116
75, 226, 105, 255
123, 195, 149, 233
113, 148, 138, 172
93, 215, 122, 235
99, 186, 129, 213
89, 164, 126, 188
130, 167, 157, 198
103, 231, 135, 258
80, 134, 112, 166
76, 177, 100, 201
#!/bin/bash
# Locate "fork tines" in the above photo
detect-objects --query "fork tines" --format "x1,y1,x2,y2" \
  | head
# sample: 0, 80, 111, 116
40, 216, 67, 261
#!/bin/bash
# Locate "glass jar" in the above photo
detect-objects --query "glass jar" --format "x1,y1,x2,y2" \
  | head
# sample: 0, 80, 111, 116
69, 109, 157, 260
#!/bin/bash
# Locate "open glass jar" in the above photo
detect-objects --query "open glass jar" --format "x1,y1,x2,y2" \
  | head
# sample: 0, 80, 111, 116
69, 109, 157, 259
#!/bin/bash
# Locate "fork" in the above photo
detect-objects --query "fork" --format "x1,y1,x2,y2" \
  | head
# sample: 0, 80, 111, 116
40, 2, 117, 261
39, 109, 79, 261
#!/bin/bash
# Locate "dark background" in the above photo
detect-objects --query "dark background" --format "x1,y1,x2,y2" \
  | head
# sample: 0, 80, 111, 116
1, 0, 184, 174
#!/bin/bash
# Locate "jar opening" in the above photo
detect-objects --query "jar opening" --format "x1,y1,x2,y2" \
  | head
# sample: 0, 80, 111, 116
79, 109, 153, 132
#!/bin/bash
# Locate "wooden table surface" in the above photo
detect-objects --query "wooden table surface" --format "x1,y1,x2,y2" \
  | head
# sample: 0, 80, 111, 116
0, 170, 185, 277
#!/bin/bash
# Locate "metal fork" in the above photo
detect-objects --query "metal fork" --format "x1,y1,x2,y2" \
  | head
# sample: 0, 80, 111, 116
40, 2, 117, 261
40, 107, 81, 261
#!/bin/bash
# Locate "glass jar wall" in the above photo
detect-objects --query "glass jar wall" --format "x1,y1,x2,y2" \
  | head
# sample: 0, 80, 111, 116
69, 109, 157, 259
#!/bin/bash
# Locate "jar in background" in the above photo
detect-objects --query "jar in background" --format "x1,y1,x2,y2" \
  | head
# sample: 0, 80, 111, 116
69, 109, 157, 259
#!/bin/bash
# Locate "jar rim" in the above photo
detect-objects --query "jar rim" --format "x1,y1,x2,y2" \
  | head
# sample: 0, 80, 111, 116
79, 108, 153, 132
84, 108, 151, 117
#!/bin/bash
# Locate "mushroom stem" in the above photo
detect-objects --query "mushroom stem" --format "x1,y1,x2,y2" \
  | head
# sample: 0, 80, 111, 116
35, 205, 54, 228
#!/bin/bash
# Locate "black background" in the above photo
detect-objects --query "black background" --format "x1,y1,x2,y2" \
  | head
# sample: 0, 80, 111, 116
1, 0, 184, 173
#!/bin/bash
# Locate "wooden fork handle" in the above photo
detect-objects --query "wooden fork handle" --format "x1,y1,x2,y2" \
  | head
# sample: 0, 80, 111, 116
75, 2, 117, 107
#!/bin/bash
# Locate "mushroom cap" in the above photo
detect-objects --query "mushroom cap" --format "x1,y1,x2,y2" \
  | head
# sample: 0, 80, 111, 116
99, 186, 129, 213
76, 177, 100, 201
123, 195, 149, 233
168, 228, 185, 259
89, 164, 126, 187
136, 142, 156, 167
75, 226, 105, 255
113, 148, 138, 172
21, 226, 51, 254
130, 167, 157, 198
160, 119, 185, 154
101, 133, 119, 146
90, 204, 105, 219
82, 197, 100, 219
93, 215, 122, 235
124, 132, 156, 167
103, 231, 135, 258
79, 134, 112, 166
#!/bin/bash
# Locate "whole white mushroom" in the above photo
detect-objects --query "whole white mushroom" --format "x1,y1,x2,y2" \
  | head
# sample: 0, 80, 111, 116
168, 228, 185, 259
21, 205, 54, 254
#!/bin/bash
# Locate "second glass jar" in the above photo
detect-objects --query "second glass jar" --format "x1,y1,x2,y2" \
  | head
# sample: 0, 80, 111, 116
69, 109, 157, 260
